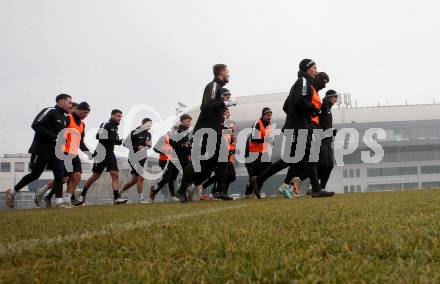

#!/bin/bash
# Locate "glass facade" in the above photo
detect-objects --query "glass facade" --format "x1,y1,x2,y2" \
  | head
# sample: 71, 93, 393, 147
420, 165, 440, 174
421, 181, 440, 188
1, 162, 11, 172
381, 127, 440, 142
367, 183, 419, 191
367, 167, 418, 177
15, 162, 25, 172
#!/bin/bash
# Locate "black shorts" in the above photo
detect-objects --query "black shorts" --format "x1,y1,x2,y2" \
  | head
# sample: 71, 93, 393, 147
63, 155, 83, 177
92, 152, 118, 174
29, 153, 49, 171
29, 152, 65, 179
129, 158, 147, 176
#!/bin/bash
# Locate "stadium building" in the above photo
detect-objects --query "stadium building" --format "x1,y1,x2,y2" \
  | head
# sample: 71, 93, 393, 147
186, 93, 440, 195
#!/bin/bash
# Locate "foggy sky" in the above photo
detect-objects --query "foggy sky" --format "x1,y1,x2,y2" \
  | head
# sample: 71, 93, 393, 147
1, 0, 439, 154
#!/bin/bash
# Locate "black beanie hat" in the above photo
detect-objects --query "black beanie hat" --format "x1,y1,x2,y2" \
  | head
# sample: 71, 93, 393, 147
299, 59, 316, 72
325, 90, 338, 98
262, 107, 272, 116
77, 102, 90, 111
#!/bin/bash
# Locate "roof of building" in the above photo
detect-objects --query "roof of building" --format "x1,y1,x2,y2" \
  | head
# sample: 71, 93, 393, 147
185, 93, 440, 124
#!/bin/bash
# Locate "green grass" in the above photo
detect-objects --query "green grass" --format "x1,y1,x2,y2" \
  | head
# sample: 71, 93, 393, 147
1, 190, 440, 283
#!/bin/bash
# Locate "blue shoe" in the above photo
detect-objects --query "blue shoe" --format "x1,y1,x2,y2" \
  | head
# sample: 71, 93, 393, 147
285, 186, 294, 199
278, 183, 293, 199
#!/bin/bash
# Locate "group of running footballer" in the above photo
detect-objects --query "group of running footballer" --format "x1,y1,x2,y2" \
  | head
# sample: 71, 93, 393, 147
4, 58, 338, 208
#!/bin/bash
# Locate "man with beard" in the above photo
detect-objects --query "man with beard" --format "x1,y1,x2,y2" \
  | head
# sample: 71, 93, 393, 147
4, 94, 72, 209
177, 64, 237, 203
77, 109, 128, 205
35, 102, 92, 207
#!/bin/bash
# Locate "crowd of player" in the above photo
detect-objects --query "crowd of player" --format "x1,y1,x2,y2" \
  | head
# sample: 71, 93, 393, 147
4, 58, 338, 208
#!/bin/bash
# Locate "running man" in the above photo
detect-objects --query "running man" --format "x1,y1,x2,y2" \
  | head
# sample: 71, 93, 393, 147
34, 102, 92, 207
293, 89, 339, 195
76, 109, 128, 205
4, 94, 72, 208
244, 107, 273, 198
150, 114, 192, 202
176, 64, 237, 203
153, 128, 178, 200
119, 118, 153, 204
201, 105, 236, 200
283, 72, 334, 198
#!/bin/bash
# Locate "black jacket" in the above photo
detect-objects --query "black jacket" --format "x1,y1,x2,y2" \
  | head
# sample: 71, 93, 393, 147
66, 112, 90, 153
193, 77, 226, 134
169, 124, 191, 166
319, 98, 333, 132
282, 71, 320, 131
320, 97, 337, 139
28, 105, 67, 155
124, 126, 152, 153
96, 119, 123, 153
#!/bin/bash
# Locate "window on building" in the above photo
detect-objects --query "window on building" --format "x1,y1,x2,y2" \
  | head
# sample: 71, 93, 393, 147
403, 183, 419, 189
343, 169, 348, 178
356, 185, 362, 192
15, 162, 25, 172
356, 169, 360, 178
367, 166, 418, 177
367, 182, 419, 192
350, 185, 355, 193
0, 162, 11, 172
420, 165, 440, 174
421, 181, 440, 188
349, 169, 354, 178
344, 186, 349, 193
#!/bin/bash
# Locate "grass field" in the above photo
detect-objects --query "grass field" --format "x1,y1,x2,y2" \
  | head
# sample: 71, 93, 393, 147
1, 190, 440, 283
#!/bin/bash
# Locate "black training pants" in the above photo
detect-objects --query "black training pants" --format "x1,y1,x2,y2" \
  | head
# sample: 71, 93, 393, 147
156, 160, 181, 197
14, 152, 64, 198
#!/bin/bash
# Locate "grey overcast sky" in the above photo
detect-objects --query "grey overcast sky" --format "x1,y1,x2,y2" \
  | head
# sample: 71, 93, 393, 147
0, 0, 439, 154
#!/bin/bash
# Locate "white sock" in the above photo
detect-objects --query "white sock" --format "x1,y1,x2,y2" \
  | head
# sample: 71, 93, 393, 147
11, 190, 16, 196
138, 193, 144, 200
56, 198, 64, 205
